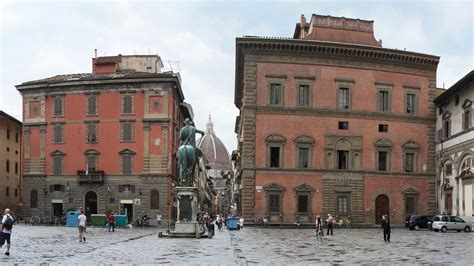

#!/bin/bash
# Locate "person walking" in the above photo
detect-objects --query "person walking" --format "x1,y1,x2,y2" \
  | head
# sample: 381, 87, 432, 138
156, 212, 162, 227
0, 208, 14, 256
326, 214, 334, 236
382, 215, 391, 242
108, 212, 115, 232
315, 215, 323, 243
77, 210, 87, 242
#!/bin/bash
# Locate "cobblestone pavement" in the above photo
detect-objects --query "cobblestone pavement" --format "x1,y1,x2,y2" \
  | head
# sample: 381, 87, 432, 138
0, 225, 473, 264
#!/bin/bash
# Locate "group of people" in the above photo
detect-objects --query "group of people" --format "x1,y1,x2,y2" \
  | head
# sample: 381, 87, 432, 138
314, 214, 335, 243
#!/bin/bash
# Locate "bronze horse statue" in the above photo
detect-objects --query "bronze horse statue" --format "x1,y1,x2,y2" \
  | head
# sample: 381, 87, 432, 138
178, 118, 204, 186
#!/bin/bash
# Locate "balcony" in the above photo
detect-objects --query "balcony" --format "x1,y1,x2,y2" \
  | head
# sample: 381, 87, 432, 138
77, 169, 105, 184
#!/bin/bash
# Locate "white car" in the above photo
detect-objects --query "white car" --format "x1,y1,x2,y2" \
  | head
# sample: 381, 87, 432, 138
432, 215, 472, 233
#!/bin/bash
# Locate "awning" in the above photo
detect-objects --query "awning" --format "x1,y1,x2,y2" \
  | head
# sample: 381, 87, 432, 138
120, 199, 133, 204
51, 199, 63, 203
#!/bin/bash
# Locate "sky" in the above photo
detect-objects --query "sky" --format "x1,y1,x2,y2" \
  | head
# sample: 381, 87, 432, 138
1, 0, 473, 153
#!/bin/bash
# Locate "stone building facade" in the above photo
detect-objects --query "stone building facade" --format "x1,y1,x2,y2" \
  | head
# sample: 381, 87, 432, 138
0, 111, 22, 214
16, 54, 192, 224
234, 14, 440, 224
434, 71, 473, 217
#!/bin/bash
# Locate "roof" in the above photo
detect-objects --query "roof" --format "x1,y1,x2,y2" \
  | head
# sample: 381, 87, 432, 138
197, 115, 231, 170
0, 110, 22, 126
434, 71, 474, 105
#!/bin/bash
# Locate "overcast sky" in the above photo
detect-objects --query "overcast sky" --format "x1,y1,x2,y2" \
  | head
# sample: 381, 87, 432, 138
1, 0, 472, 153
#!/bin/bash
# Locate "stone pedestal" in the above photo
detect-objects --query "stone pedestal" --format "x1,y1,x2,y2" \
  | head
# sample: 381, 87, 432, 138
172, 187, 199, 236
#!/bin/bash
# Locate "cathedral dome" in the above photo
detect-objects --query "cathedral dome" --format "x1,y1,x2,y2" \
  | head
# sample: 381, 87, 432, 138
197, 115, 231, 171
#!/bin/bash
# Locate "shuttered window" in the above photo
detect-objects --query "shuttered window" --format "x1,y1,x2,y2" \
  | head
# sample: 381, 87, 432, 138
30, 190, 38, 208
150, 190, 160, 209
122, 94, 134, 114
54, 96, 64, 117
53, 156, 64, 175
122, 155, 132, 174
87, 95, 97, 115
53, 124, 64, 144
121, 122, 134, 142
86, 123, 98, 143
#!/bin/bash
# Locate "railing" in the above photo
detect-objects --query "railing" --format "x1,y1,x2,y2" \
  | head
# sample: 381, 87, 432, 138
77, 169, 105, 183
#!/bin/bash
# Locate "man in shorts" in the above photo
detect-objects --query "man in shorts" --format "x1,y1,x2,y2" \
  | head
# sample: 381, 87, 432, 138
0, 208, 14, 255
77, 210, 87, 242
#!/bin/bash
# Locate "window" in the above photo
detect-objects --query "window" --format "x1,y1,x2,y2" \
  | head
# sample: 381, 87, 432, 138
121, 94, 135, 114
86, 123, 98, 143
338, 121, 348, 130
269, 194, 280, 213
53, 123, 64, 144
6, 187, 9, 197
270, 147, 280, 168
337, 150, 348, 170
109, 198, 115, 204
338, 88, 350, 109
443, 119, 451, 139
121, 122, 134, 142
378, 151, 388, 171
150, 190, 160, 209
405, 153, 415, 172
85, 150, 100, 170
6, 128, 10, 139
87, 95, 98, 115
53, 156, 63, 175
297, 194, 309, 213
378, 90, 390, 112
455, 95, 460, 106
337, 196, 348, 213
50, 184, 64, 192
298, 148, 309, 168
269, 83, 282, 105
379, 124, 388, 132
406, 93, 417, 114
298, 84, 310, 107
464, 109, 472, 130
119, 184, 135, 193
15, 189, 18, 197
53, 96, 64, 117
15, 133, 18, 143
122, 156, 132, 174
6, 160, 9, 173
30, 190, 38, 208
15, 162, 18, 174
6, 147, 9, 152
153, 101, 160, 111
445, 163, 452, 176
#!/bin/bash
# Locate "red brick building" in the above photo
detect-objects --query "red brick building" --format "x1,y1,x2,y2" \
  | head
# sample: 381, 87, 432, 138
17, 54, 192, 223
234, 14, 439, 224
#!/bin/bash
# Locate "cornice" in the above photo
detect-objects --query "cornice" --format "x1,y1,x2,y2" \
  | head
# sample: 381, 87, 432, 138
249, 167, 435, 178
249, 106, 435, 124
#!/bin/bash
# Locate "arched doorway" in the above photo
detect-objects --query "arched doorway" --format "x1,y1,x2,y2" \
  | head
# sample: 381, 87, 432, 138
375, 194, 389, 224
85, 191, 98, 218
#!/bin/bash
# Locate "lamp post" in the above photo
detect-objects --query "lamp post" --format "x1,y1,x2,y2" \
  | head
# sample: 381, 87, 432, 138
42, 185, 48, 217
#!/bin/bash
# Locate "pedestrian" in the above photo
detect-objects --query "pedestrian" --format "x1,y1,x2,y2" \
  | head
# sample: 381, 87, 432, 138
77, 210, 87, 242
156, 212, 162, 227
0, 208, 14, 256
108, 212, 115, 232
326, 214, 334, 236
263, 217, 268, 227
381, 215, 391, 242
315, 214, 323, 243
295, 216, 301, 227
239, 216, 245, 229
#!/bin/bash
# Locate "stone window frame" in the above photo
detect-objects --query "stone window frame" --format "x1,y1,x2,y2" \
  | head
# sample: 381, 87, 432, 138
30, 189, 38, 208
403, 86, 420, 115
119, 149, 136, 174
84, 149, 100, 170
52, 122, 65, 144
121, 91, 135, 115
336, 192, 351, 215
402, 140, 420, 173
264, 183, 285, 215
120, 120, 135, 142
402, 187, 419, 216
266, 75, 286, 106
294, 135, 314, 169
85, 121, 99, 143
51, 150, 65, 175
462, 99, 472, 131
53, 95, 64, 117
265, 134, 286, 168
293, 183, 314, 215
324, 136, 362, 170
85, 93, 99, 116
374, 139, 393, 172
442, 111, 452, 140
376, 84, 392, 113
150, 189, 160, 209
335, 79, 354, 110
295, 77, 314, 107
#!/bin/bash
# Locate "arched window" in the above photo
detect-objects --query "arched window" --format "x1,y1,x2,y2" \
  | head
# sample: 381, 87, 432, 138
30, 189, 38, 208
374, 139, 393, 172
150, 189, 159, 209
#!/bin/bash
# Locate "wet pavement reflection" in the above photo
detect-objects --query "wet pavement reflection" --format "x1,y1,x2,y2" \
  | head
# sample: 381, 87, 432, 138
1, 225, 472, 264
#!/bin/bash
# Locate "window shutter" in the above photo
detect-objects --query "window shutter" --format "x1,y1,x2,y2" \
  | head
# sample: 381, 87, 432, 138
88, 96, 96, 115
122, 123, 132, 141
123, 95, 133, 113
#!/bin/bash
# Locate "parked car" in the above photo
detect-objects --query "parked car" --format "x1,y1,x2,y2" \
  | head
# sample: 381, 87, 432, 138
432, 215, 472, 233
408, 215, 432, 230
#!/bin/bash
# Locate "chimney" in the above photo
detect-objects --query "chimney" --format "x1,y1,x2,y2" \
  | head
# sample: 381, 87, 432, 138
94, 49, 97, 59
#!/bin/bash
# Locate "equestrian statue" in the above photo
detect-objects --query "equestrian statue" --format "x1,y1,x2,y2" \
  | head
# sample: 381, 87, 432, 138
178, 118, 204, 186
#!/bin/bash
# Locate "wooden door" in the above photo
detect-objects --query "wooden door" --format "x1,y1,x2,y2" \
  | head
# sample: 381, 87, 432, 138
375, 195, 389, 224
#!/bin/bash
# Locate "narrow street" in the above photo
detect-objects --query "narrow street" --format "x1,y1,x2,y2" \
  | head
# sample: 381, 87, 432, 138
1, 225, 472, 264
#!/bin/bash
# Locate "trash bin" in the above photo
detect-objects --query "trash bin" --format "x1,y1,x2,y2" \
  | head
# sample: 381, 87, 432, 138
90, 214, 107, 226
66, 211, 80, 227
114, 215, 128, 227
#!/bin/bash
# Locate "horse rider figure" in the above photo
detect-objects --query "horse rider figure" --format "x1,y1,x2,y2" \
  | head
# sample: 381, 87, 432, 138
178, 118, 204, 186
